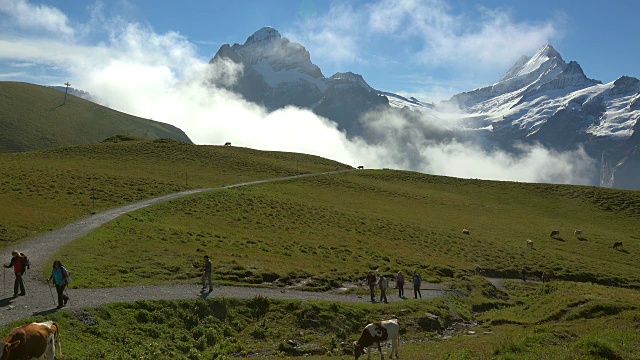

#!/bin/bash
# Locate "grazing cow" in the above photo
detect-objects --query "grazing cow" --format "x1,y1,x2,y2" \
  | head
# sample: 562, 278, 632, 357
462, 228, 470, 235
335, 166, 341, 171
0, 321, 62, 360
574, 230, 583, 236
224, 142, 231, 146
613, 241, 623, 250
474, 264, 482, 275
357, 165, 364, 169
527, 239, 533, 249
353, 319, 399, 360
550, 230, 560, 238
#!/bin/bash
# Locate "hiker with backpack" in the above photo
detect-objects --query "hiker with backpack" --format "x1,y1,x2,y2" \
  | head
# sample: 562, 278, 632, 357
4, 250, 29, 297
47, 260, 70, 308
201, 255, 213, 292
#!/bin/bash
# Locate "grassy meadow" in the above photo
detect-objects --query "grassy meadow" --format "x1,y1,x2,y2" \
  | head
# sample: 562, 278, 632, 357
1, 140, 640, 359
54, 168, 640, 290
0, 139, 346, 248
0, 81, 191, 153
2, 277, 639, 359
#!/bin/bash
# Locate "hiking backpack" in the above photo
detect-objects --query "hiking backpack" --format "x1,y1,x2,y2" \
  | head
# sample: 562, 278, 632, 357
19, 252, 30, 270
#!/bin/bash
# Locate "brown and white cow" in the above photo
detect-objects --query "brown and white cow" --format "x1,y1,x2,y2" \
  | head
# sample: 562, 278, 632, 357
527, 239, 534, 249
462, 228, 470, 235
550, 230, 560, 238
0, 321, 61, 360
353, 319, 399, 360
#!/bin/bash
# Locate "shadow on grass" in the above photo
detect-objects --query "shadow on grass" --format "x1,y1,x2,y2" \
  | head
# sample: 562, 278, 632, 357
551, 237, 566, 242
577, 236, 588, 241
49, 104, 65, 111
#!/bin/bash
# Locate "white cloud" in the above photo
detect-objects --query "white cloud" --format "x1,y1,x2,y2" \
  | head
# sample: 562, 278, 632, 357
418, 142, 595, 184
0, 0, 74, 36
0, 1, 595, 186
367, 0, 560, 69
291, 0, 559, 73
287, 3, 363, 65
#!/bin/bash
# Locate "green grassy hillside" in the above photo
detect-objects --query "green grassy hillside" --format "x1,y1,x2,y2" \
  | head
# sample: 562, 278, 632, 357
0, 81, 192, 153
2, 141, 640, 359
0, 139, 346, 247
58, 168, 640, 289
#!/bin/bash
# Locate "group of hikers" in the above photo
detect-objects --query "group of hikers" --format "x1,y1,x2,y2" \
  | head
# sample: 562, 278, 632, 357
3, 250, 71, 309
366, 270, 423, 303
2, 251, 214, 310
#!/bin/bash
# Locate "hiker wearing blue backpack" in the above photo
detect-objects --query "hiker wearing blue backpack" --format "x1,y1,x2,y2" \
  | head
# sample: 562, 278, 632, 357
47, 260, 70, 308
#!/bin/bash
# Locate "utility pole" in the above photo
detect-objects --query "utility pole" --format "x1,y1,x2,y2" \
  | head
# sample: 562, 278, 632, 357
63, 82, 71, 104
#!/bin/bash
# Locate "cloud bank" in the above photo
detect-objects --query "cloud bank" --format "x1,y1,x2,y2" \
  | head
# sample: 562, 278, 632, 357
291, 0, 560, 72
0, 0, 595, 186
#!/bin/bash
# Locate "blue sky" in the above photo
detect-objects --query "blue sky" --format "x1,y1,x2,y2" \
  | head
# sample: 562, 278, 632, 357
1, 0, 638, 102
1, 0, 628, 184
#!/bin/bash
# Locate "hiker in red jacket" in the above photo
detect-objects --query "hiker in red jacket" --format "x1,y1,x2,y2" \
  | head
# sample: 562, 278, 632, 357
4, 250, 28, 297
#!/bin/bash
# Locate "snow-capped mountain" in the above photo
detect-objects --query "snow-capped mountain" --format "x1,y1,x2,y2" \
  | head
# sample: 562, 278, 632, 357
210, 27, 426, 133
210, 28, 639, 189
445, 44, 640, 189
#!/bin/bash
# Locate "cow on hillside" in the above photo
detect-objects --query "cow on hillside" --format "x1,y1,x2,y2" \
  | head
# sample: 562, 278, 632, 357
353, 319, 399, 360
0, 321, 62, 360
550, 230, 560, 238
224, 142, 231, 146
613, 241, 624, 250
357, 166, 364, 169
527, 239, 534, 249
474, 264, 482, 275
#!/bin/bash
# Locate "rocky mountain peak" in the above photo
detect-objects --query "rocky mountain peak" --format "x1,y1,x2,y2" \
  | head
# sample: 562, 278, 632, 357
610, 76, 640, 96
329, 72, 373, 91
245, 26, 281, 45
535, 43, 562, 60
211, 26, 324, 80
505, 43, 566, 81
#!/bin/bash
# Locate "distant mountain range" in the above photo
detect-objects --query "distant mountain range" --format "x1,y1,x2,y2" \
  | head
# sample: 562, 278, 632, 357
211, 27, 640, 190
50, 85, 94, 102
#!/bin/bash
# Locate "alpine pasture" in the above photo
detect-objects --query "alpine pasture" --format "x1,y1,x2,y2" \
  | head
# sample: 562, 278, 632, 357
1, 139, 639, 359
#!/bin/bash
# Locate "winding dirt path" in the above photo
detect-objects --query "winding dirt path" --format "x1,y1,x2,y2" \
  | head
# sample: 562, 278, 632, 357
1, 171, 448, 326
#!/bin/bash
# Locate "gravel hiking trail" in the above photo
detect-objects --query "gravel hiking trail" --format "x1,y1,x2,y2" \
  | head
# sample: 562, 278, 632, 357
1, 171, 448, 326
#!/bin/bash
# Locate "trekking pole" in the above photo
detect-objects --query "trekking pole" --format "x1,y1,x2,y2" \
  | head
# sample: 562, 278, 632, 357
47, 281, 56, 306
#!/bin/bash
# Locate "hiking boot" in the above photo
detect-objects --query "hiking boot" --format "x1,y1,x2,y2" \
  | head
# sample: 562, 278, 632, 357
18, 292, 25, 296
64, 297, 69, 306
208, 288, 213, 292
12, 293, 18, 298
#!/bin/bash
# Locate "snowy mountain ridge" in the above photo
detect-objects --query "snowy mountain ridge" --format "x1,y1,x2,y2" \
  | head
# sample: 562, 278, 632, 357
209, 27, 640, 189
